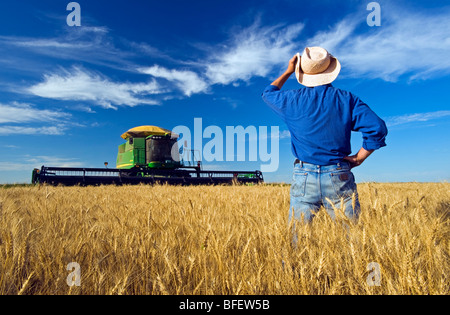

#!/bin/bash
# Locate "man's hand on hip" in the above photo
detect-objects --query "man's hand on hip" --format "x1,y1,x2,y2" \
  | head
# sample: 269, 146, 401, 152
343, 147, 374, 169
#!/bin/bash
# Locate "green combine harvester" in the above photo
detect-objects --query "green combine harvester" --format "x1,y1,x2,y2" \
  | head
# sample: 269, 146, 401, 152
31, 126, 263, 186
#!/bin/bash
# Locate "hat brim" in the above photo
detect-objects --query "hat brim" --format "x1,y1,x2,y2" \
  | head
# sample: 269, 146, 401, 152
295, 52, 341, 87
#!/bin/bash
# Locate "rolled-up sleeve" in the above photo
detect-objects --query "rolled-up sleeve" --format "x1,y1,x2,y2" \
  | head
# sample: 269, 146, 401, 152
351, 96, 388, 151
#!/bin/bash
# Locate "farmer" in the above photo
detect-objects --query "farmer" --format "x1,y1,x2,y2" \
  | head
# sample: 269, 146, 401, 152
262, 47, 387, 223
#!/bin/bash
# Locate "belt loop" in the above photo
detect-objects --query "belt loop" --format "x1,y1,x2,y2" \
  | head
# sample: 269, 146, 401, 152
300, 161, 303, 167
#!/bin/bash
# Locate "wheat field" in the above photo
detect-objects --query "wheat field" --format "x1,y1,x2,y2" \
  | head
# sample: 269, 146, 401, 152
0, 182, 448, 295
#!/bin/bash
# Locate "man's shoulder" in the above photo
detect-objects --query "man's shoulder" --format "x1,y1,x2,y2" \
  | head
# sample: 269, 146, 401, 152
325, 85, 358, 100
262, 85, 304, 98
327, 84, 351, 94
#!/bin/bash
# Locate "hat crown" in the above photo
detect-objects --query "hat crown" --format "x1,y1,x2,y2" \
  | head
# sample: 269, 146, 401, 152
301, 47, 331, 75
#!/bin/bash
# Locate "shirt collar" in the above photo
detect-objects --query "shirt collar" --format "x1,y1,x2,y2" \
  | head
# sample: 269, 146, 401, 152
314, 83, 333, 88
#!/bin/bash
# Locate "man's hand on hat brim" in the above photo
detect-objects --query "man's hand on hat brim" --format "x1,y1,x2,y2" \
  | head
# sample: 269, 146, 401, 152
286, 54, 298, 75
270, 54, 298, 89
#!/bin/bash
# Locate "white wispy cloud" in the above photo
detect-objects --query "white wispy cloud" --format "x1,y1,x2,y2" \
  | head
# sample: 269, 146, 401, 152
204, 21, 304, 85
308, 6, 450, 81
0, 102, 72, 136
27, 67, 163, 109
195, 5, 450, 86
279, 130, 291, 139
25, 155, 84, 168
0, 26, 164, 74
11, 39, 86, 49
385, 110, 450, 127
138, 65, 209, 96
0, 156, 84, 171
143, 5, 450, 93
2, 26, 116, 58
0, 125, 67, 136
137, 21, 304, 97
0, 102, 71, 124
8, 4, 450, 109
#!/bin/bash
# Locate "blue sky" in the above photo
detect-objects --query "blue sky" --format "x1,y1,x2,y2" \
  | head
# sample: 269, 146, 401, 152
0, 0, 449, 184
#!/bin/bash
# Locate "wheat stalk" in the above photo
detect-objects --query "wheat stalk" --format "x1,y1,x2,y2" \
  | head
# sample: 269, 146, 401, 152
0, 182, 448, 295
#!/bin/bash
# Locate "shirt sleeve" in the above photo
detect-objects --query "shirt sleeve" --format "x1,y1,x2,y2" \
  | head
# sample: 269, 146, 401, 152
351, 95, 388, 151
261, 85, 287, 118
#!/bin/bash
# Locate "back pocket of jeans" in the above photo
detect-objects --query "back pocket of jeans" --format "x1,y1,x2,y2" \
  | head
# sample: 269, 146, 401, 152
291, 173, 307, 197
330, 171, 356, 198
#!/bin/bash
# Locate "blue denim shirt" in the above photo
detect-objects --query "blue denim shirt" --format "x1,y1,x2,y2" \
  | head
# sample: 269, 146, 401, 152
262, 84, 387, 165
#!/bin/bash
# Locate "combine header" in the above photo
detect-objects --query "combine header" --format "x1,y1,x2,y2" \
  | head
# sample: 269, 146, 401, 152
31, 126, 263, 186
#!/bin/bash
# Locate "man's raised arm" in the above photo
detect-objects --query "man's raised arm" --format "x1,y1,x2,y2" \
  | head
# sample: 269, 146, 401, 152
270, 54, 298, 89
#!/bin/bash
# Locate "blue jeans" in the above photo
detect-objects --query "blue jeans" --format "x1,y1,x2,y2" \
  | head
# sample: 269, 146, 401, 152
289, 160, 361, 223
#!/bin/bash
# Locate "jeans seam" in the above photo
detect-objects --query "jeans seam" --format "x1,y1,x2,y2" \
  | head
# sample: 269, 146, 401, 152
318, 170, 322, 201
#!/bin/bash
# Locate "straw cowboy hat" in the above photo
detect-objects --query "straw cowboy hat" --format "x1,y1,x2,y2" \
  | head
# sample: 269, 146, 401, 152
295, 47, 341, 87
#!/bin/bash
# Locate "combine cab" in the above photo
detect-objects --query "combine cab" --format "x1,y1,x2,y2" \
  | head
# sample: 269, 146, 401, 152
32, 126, 264, 186
116, 126, 181, 170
